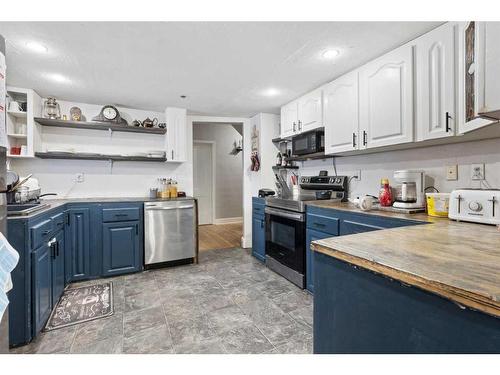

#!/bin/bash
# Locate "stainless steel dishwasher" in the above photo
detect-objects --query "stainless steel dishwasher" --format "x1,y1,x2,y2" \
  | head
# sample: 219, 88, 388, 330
144, 199, 196, 266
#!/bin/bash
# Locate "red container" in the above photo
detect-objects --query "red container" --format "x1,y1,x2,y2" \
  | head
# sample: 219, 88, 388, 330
379, 178, 393, 207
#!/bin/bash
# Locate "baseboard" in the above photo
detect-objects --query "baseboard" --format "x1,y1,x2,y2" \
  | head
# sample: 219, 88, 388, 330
214, 217, 243, 225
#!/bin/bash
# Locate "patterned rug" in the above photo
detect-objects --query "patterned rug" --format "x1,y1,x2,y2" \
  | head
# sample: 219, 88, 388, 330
44, 282, 113, 331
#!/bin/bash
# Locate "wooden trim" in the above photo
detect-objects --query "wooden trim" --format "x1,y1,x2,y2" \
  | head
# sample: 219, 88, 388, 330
312, 242, 500, 318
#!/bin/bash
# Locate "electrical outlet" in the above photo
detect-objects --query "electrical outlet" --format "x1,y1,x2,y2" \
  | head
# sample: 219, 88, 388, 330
75, 173, 85, 183
446, 165, 458, 181
355, 170, 361, 181
471, 164, 485, 180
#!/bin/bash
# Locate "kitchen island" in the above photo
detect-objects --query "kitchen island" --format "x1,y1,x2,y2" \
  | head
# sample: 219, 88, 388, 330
309, 201, 500, 353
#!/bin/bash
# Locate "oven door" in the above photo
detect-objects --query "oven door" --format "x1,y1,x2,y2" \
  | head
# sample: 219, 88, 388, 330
265, 206, 305, 273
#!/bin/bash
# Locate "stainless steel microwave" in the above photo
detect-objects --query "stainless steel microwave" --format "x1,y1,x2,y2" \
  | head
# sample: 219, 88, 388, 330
292, 130, 324, 156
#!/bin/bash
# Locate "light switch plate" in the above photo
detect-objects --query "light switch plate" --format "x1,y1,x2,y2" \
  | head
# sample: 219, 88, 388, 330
471, 164, 485, 180
446, 165, 458, 181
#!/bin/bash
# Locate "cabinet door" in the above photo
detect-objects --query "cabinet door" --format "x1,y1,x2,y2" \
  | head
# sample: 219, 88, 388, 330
102, 221, 140, 276
166, 107, 187, 161
298, 88, 323, 133
280, 102, 298, 138
66, 208, 91, 281
252, 217, 266, 262
306, 229, 334, 293
416, 23, 456, 141
32, 243, 52, 333
51, 230, 65, 305
457, 22, 494, 133
324, 71, 359, 154
359, 45, 414, 148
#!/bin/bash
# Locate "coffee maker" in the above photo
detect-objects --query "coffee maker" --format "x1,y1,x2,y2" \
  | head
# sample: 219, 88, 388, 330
392, 170, 426, 209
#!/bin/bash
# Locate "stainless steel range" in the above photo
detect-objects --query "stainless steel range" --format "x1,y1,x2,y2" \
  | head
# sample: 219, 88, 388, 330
264, 173, 348, 288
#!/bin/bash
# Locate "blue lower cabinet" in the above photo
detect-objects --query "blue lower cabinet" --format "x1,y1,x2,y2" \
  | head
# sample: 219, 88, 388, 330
305, 228, 334, 293
102, 221, 141, 276
252, 217, 265, 262
65, 208, 92, 281
32, 242, 52, 334
51, 230, 65, 304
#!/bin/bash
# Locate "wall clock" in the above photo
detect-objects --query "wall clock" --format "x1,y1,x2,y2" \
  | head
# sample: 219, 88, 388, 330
92, 105, 128, 125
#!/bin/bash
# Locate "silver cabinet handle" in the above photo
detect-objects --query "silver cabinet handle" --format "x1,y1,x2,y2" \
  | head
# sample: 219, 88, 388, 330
265, 207, 305, 222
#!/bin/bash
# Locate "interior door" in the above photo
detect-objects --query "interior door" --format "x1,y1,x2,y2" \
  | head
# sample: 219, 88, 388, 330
193, 142, 214, 225
324, 71, 359, 154
298, 89, 323, 133
359, 44, 414, 148
416, 23, 455, 141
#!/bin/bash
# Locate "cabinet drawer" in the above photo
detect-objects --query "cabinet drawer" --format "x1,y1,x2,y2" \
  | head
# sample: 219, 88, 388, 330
31, 219, 53, 249
51, 212, 66, 232
307, 214, 339, 236
102, 207, 140, 222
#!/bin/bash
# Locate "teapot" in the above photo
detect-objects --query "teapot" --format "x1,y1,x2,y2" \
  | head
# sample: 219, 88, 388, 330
131, 119, 142, 127
142, 117, 158, 128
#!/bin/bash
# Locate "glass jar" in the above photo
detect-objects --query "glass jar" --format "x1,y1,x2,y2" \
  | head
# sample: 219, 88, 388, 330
378, 178, 393, 207
169, 180, 178, 198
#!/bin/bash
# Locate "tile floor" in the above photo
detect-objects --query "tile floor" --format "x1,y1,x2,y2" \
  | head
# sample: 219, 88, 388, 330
10, 248, 313, 354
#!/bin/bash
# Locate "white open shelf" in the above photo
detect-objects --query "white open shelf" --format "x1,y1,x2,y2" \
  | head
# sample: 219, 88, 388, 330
7, 133, 28, 139
7, 110, 27, 118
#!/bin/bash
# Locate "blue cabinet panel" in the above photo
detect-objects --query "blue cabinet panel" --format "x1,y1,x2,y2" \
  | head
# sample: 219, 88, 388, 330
66, 208, 91, 281
305, 228, 334, 293
102, 221, 140, 276
306, 214, 339, 235
32, 243, 52, 333
102, 207, 140, 223
252, 217, 266, 262
51, 230, 65, 304
30, 219, 52, 249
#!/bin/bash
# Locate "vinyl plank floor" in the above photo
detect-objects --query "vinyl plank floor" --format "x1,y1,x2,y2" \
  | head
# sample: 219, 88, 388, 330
198, 223, 243, 251
11, 247, 312, 354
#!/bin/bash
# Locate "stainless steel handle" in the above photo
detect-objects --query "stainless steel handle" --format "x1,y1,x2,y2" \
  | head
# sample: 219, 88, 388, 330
293, 122, 296, 132
146, 205, 194, 211
47, 238, 57, 246
265, 207, 305, 222
298, 120, 302, 131
171, 150, 174, 159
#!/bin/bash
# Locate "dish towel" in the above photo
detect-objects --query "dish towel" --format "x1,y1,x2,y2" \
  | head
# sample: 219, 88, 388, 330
0, 232, 19, 322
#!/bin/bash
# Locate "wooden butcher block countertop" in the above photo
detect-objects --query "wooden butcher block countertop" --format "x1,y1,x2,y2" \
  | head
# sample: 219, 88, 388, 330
308, 201, 500, 318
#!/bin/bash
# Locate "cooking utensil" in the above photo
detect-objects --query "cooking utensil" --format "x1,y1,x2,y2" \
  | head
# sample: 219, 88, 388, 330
10, 174, 33, 192
315, 191, 332, 200
6, 170, 19, 189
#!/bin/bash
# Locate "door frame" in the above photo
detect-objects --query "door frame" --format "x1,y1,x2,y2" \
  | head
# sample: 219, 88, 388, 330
193, 140, 216, 225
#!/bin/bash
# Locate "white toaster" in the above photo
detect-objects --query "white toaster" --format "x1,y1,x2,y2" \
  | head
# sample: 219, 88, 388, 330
449, 189, 500, 225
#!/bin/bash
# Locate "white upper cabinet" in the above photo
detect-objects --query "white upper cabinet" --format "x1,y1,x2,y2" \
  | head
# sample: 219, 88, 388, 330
297, 88, 323, 133
415, 23, 456, 141
359, 44, 414, 149
280, 101, 298, 138
323, 70, 359, 154
165, 107, 187, 162
457, 21, 497, 133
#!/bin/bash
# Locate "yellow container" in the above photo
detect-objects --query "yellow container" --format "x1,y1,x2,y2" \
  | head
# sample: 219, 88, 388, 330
426, 193, 450, 217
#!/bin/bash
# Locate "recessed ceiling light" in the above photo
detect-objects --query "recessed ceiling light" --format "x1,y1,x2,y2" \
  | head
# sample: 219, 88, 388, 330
26, 41, 48, 54
322, 49, 340, 60
46, 73, 70, 84
261, 88, 280, 97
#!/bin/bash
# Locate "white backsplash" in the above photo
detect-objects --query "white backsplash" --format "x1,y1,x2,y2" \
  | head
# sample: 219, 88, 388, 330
298, 138, 500, 198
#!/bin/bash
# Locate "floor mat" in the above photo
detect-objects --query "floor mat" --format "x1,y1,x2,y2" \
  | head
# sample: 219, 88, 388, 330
44, 282, 113, 331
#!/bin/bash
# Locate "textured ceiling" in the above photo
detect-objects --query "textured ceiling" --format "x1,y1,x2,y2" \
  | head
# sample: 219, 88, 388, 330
0, 22, 441, 117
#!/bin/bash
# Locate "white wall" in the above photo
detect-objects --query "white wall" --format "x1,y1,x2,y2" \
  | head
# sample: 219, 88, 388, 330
10, 99, 193, 198
242, 113, 279, 248
298, 138, 500, 197
193, 123, 243, 220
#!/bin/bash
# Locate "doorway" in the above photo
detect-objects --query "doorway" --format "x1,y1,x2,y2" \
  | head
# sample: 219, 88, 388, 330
193, 141, 215, 225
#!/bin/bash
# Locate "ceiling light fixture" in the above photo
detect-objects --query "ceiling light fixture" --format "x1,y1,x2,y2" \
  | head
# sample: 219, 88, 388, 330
322, 49, 340, 60
261, 88, 280, 97
46, 73, 70, 84
26, 41, 48, 54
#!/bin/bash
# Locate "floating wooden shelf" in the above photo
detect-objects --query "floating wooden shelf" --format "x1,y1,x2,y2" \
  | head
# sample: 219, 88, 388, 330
35, 152, 167, 162
7, 133, 28, 139
272, 165, 299, 169
34, 117, 167, 135
287, 152, 335, 162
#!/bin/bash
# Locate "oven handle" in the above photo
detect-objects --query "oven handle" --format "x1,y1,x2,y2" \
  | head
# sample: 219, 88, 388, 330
265, 207, 305, 222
